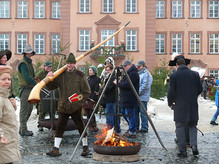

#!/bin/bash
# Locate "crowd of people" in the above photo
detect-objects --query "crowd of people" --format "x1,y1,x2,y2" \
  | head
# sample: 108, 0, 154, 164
1, 45, 219, 163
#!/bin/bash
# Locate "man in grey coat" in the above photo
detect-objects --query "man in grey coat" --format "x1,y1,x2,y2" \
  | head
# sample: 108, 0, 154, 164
168, 55, 203, 157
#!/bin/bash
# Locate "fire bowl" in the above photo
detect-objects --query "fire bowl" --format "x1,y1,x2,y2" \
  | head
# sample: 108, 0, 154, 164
93, 143, 141, 155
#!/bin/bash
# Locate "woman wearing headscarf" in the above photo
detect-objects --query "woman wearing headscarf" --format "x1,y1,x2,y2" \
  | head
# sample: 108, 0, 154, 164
84, 66, 101, 132
0, 66, 20, 163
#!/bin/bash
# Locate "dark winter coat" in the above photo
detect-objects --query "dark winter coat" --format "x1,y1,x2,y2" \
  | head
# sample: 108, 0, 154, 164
46, 69, 91, 114
104, 73, 116, 103
87, 75, 100, 102
118, 64, 139, 108
168, 65, 203, 122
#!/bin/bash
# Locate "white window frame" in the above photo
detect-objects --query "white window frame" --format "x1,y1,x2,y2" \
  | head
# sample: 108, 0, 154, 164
0, 34, 10, 50
190, 33, 200, 54
102, 0, 113, 13
17, 34, 27, 54
156, 34, 165, 54
126, 30, 137, 51
34, 34, 45, 54
209, 34, 219, 54
79, 30, 90, 51
209, 70, 219, 79
51, 34, 60, 53
79, 0, 90, 13
52, 1, 60, 19
17, 1, 28, 18
172, 0, 182, 18
156, 1, 165, 18
126, 0, 137, 13
172, 33, 182, 53
101, 30, 114, 46
209, 1, 219, 18
191, 0, 201, 18
0, 1, 10, 18
34, 1, 45, 18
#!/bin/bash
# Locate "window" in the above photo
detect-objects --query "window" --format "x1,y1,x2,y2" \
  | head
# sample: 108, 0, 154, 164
17, 34, 27, 54
156, 34, 165, 54
209, 1, 219, 18
52, 1, 60, 19
101, 30, 114, 46
34, 34, 44, 54
102, 0, 113, 13
156, 1, 165, 18
79, 30, 90, 51
172, 33, 182, 53
190, 33, 200, 54
0, 34, 10, 50
51, 34, 60, 53
79, 0, 90, 13
126, 30, 137, 51
34, 1, 45, 18
210, 70, 219, 79
190, 0, 201, 18
0, 1, 10, 18
172, 0, 182, 18
126, 0, 137, 13
17, 1, 28, 18
209, 33, 219, 54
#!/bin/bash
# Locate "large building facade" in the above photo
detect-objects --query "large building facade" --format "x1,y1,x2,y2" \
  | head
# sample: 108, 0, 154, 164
0, 0, 218, 78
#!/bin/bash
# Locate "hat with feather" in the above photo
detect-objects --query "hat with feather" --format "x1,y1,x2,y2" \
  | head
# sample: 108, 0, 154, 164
168, 52, 191, 66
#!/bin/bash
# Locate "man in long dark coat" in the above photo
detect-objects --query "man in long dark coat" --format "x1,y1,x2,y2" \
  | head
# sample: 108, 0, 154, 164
168, 56, 203, 157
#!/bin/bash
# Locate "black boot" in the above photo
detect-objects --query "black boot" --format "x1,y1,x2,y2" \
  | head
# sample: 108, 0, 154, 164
81, 146, 90, 156
210, 121, 218, 125
177, 151, 187, 157
46, 147, 62, 157
191, 145, 199, 156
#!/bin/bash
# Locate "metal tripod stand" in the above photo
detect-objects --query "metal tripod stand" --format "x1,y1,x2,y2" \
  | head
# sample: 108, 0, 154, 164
69, 65, 171, 162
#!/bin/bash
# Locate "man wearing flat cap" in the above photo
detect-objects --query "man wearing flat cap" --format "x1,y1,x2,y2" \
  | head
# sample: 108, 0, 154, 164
36, 61, 58, 131
46, 53, 91, 157
167, 53, 203, 157
18, 45, 37, 136
135, 60, 153, 133
114, 60, 139, 138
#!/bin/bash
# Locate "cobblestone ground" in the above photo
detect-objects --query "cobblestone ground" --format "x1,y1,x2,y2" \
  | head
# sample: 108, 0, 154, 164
15, 120, 219, 164
14, 97, 219, 164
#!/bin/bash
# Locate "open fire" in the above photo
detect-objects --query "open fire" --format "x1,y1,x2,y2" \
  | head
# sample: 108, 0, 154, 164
94, 127, 139, 147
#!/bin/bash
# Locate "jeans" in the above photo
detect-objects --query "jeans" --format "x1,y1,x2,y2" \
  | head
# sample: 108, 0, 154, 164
135, 101, 148, 131
106, 103, 121, 132
121, 108, 136, 134
211, 106, 219, 121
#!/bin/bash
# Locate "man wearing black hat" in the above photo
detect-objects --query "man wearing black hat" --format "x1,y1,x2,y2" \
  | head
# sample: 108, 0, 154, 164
167, 54, 203, 157
46, 53, 91, 157
18, 45, 37, 136
36, 61, 58, 131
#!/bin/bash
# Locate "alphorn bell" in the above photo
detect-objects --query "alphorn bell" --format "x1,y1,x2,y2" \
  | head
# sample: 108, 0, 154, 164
28, 21, 130, 103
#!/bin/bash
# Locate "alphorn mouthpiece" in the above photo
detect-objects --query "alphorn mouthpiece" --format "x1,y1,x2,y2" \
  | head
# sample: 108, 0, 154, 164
125, 21, 130, 27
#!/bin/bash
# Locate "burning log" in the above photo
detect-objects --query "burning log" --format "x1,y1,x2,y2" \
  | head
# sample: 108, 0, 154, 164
93, 128, 141, 155
94, 128, 138, 147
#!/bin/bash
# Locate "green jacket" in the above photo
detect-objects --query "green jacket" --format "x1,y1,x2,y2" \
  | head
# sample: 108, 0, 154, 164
46, 68, 91, 114
17, 56, 36, 88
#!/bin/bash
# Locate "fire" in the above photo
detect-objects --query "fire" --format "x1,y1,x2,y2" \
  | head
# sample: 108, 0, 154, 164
94, 128, 139, 147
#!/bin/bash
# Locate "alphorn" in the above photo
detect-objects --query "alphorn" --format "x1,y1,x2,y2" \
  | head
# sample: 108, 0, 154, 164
28, 21, 130, 103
